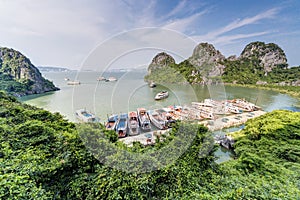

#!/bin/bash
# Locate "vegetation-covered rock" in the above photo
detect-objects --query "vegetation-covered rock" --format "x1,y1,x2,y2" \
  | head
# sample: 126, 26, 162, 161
240, 41, 288, 73
0, 47, 59, 96
144, 41, 300, 86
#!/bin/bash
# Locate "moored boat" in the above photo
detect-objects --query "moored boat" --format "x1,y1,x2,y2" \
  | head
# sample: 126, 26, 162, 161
156, 108, 176, 127
155, 91, 169, 100
128, 111, 140, 135
115, 113, 128, 138
105, 114, 118, 130
137, 108, 151, 131
75, 109, 100, 123
148, 110, 167, 130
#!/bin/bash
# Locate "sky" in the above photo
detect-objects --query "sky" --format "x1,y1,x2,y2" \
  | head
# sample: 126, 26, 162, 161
0, 0, 300, 69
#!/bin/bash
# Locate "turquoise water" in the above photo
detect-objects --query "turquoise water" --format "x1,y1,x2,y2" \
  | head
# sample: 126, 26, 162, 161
20, 70, 300, 122
19, 70, 300, 163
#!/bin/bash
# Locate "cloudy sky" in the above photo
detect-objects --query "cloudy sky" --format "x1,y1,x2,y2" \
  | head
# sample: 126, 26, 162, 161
0, 0, 300, 69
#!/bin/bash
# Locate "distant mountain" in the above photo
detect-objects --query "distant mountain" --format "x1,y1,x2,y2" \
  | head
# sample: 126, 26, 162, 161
0, 47, 59, 97
37, 66, 72, 72
145, 41, 300, 85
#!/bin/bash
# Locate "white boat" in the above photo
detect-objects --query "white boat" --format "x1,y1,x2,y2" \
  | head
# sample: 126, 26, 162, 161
105, 114, 118, 130
156, 108, 176, 128
115, 113, 128, 138
106, 77, 117, 82
128, 111, 140, 136
64, 77, 70, 81
97, 76, 106, 81
225, 103, 242, 114
149, 82, 156, 88
155, 91, 169, 100
67, 81, 80, 85
148, 110, 167, 130
137, 108, 151, 131
75, 109, 99, 123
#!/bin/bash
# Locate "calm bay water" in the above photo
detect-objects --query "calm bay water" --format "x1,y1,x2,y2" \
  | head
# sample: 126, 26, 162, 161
19, 70, 300, 163
20, 70, 300, 122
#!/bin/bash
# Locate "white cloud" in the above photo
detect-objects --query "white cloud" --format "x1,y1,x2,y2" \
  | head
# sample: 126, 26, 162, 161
205, 8, 278, 39
163, 11, 207, 33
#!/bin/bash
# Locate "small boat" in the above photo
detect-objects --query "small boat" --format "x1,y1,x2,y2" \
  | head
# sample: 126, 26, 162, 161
199, 110, 214, 119
225, 104, 242, 114
148, 110, 167, 130
156, 108, 176, 128
97, 76, 106, 81
149, 82, 156, 88
155, 91, 169, 100
115, 113, 128, 138
75, 109, 100, 123
64, 77, 70, 81
106, 77, 117, 82
128, 111, 140, 136
67, 81, 81, 85
105, 114, 118, 130
137, 108, 151, 131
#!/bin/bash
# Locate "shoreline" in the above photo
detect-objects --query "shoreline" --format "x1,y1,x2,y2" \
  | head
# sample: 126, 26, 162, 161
225, 83, 300, 100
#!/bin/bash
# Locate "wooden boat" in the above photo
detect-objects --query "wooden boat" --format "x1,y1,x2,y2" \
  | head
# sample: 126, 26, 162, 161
128, 111, 140, 136
199, 110, 214, 119
105, 114, 118, 130
155, 91, 169, 100
75, 109, 99, 123
156, 108, 176, 128
225, 103, 242, 114
115, 113, 128, 138
148, 110, 167, 130
137, 108, 151, 131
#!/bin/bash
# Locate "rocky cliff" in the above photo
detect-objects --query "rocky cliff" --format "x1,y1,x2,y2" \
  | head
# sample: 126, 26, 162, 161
240, 41, 287, 73
0, 47, 59, 96
147, 52, 176, 75
145, 41, 298, 85
188, 43, 225, 77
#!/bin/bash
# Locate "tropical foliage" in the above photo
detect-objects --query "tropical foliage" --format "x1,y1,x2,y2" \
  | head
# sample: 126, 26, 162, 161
144, 60, 202, 84
0, 91, 299, 199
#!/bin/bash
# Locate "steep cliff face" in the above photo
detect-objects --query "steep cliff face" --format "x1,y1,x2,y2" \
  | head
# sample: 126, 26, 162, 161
145, 41, 297, 85
188, 43, 225, 78
147, 52, 175, 75
0, 47, 59, 96
240, 41, 287, 73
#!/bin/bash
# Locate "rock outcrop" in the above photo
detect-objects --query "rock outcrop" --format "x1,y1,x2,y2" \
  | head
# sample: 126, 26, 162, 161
0, 47, 59, 96
188, 43, 225, 78
145, 41, 296, 85
240, 41, 287, 73
147, 52, 175, 75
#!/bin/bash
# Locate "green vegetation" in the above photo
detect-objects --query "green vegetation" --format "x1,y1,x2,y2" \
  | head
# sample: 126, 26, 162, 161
227, 83, 300, 100
222, 56, 300, 85
145, 60, 202, 84
0, 91, 299, 199
0, 47, 58, 96
0, 73, 33, 95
